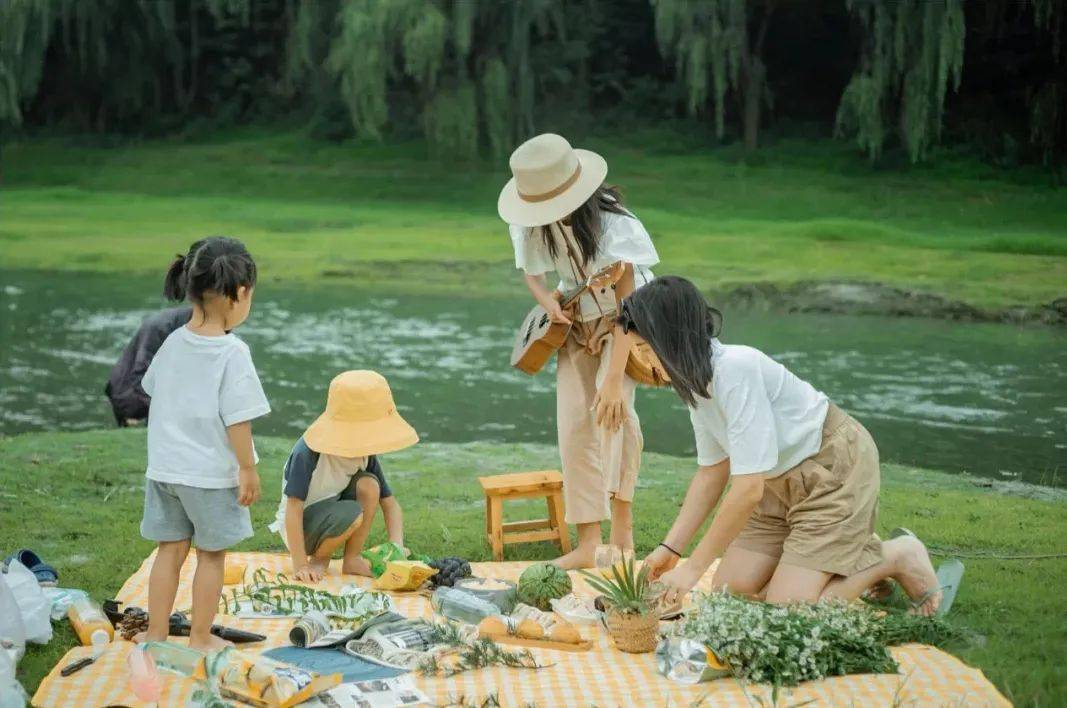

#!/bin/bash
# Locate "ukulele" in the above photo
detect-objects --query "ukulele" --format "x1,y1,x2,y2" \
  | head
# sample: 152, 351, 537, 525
510, 261, 626, 375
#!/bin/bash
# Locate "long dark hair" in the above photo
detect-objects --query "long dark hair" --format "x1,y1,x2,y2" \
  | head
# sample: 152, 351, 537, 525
164, 236, 258, 305
619, 276, 723, 407
533, 185, 630, 267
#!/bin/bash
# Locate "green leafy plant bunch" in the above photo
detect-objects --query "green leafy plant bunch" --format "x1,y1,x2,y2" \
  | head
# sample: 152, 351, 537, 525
220, 568, 392, 621
579, 555, 656, 616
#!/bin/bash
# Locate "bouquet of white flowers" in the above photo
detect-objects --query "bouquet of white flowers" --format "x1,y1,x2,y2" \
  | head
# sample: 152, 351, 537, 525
672, 592, 900, 686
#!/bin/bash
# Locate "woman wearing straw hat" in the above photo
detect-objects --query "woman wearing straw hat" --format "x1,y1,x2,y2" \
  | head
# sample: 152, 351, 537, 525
498, 133, 660, 569
269, 370, 419, 581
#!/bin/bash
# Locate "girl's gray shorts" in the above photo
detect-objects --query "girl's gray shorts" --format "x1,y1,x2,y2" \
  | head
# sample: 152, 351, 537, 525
140, 480, 253, 551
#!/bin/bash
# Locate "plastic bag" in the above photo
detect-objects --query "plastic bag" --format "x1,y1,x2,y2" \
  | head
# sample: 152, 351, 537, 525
0, 574, 26, 662
359, 543, 407, 578
2, 561, 52, 644
0, 648, 28, 708
41, 587, 89, 622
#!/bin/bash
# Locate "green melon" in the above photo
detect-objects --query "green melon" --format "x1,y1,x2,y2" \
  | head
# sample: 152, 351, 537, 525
516, 563, 573, 610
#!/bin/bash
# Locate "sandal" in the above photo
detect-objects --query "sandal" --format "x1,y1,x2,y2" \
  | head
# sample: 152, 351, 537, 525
4, 549, 58, 586
889, 528, 964, 616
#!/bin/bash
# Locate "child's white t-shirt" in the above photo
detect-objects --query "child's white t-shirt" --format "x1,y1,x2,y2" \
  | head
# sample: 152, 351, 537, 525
142, 326, 271, 489
688, 340, 828, 477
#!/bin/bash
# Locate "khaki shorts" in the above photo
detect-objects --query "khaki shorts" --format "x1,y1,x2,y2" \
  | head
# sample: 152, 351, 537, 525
731, 404, 883, 577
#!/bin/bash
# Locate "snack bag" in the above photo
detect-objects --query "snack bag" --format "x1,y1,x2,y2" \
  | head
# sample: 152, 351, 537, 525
655, 638, 731, 685
373, 561, 437, 591
209, 650, 341, 707
360, 542, 408, 578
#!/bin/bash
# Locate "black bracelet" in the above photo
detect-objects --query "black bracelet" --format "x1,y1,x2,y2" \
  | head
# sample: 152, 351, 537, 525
658, 542, 681, 558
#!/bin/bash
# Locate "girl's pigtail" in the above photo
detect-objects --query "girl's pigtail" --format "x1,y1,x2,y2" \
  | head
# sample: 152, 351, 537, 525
211, 254, 241, 302
163, 253, 188, 301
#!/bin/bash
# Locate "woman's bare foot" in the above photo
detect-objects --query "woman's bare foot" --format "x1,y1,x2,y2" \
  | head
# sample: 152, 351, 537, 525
188, 633, 232, 653
341, 556, 372, 577
888, 535, 941, 616
552, 546, 596, 570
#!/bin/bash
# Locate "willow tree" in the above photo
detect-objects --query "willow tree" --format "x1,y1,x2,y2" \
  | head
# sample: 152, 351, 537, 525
0, 0, 52, 130
289, 0, 568, 158
652, 0, 777, 150
0, 0, 259, 133
835, 0, 965, 163
1028, 0, 1065, 168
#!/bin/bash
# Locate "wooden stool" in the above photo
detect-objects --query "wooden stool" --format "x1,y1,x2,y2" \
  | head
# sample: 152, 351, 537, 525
479, 470, 572, 561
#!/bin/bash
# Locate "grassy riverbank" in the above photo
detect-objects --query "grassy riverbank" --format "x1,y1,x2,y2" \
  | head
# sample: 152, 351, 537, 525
1, 429, 1064, 704
3, 130, 1066, 310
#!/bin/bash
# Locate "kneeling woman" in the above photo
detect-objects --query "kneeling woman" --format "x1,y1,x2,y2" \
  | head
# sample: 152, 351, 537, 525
629, 277, 943, 613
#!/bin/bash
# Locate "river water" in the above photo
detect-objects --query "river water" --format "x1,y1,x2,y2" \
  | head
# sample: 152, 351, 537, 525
1, 269, 1064, 486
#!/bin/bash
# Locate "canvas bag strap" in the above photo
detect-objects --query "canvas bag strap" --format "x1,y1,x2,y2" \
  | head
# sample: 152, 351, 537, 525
552, 221, 608, 319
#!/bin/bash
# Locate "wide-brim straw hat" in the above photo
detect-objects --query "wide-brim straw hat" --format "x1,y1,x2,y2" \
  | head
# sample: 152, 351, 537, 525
497, 133, 608, 227
303, 370, 418, 458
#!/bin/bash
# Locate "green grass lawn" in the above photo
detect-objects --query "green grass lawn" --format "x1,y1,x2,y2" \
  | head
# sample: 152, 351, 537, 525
2, 129, 1065, 309
2, 429, 1064, 705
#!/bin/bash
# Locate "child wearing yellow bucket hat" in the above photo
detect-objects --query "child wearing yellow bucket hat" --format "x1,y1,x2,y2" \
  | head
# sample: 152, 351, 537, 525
268, 370, 418, 581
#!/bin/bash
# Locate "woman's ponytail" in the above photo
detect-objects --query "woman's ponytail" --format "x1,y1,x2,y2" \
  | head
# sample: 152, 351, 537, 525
163, 253, 188, 301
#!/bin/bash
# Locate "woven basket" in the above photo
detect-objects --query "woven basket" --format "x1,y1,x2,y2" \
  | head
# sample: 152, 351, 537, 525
605, 609, 660, 653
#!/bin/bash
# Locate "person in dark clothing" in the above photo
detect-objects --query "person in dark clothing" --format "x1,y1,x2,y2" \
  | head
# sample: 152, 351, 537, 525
104, 306, 192, 426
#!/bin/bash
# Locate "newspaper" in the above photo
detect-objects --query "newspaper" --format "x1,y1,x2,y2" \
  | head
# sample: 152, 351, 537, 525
342, 619, 472, 670
302, 675, 430, 707
289, 611, 405, 650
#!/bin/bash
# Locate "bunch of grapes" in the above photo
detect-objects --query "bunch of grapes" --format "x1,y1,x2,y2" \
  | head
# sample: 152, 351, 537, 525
427, 557, 472, 587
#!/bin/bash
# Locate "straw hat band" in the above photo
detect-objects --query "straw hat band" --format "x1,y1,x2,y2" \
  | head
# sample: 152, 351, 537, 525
517, 162, 582, 203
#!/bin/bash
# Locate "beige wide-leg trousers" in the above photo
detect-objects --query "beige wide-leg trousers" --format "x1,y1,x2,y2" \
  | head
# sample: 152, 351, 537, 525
555, 316, 643, 525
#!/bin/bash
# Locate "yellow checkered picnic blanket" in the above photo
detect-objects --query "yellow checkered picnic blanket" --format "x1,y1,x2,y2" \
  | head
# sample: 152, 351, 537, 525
33, 552, 1009, 707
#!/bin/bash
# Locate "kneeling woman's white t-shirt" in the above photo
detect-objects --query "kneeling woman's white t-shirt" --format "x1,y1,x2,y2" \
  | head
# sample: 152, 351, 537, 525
688, 341, 828, 477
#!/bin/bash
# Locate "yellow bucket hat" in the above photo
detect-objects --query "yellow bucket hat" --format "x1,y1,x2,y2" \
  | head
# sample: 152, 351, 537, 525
303, 370, 419, 458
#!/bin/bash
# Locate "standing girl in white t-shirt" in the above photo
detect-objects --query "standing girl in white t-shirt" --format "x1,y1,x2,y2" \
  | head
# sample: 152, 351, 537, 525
621, 276, 949, 615
139, 236, 271, 650
498, 134, 659, 569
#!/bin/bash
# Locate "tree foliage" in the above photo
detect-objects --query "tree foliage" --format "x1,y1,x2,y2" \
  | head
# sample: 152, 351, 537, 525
287, 0, 569, 157
835, 0, 965, 163
1027, 0, 1065, 168
0, 0, 52, 127
0, 0, 1063, 167
653, 0, 779, 150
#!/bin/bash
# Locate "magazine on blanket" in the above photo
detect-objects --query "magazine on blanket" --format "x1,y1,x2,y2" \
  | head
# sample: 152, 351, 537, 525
302, 675, 430, 707
341, 618, 471, 671
290, 611, 404, 649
